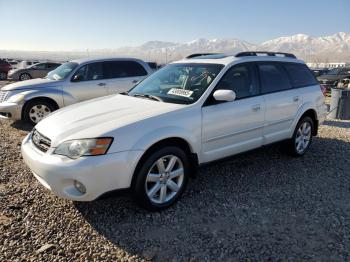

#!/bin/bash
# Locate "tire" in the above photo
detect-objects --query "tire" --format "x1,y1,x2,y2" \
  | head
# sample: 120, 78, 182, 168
133, 146, 190, 211
0, 72, 7, 80
19, 73, 31, 81
23, 99, 57, 125
286, 116, 314, 157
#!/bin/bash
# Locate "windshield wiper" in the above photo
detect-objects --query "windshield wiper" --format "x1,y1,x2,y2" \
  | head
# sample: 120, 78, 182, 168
131, 93, 162, 102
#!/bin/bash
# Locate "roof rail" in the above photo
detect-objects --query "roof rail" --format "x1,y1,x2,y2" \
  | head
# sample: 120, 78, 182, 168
235, 51, 296, 58
186, 53, 222, 59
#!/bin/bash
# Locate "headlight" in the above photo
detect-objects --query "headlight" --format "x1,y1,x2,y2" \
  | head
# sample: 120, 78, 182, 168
54, 138, 113, 159
7, 94, 25, 103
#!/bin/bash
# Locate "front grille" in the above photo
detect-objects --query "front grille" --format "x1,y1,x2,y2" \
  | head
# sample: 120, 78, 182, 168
0, 91, 9, 102
32, 129, 51, 153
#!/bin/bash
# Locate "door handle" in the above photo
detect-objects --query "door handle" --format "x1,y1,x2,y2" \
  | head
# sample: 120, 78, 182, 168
293, 96, 299, 102
97, 82, 106, 87
252, 104, 261, 112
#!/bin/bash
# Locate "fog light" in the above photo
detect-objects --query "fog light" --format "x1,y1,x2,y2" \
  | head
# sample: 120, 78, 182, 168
74, 180, 86, 194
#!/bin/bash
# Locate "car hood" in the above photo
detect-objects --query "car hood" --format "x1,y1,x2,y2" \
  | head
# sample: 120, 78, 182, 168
35, 94, 185, 147
1, 78, 62, 91
317, 75, 345, 81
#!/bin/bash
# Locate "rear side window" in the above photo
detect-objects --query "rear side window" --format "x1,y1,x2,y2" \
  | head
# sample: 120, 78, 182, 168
283, 63, 318, 88
103, 61, 147, 79
258, 63, 291, 94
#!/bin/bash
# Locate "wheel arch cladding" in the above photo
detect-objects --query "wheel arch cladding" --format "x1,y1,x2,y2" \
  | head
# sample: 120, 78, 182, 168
22, 97, 59, 119
131, 137, 199, 188
299, 109, 318, 136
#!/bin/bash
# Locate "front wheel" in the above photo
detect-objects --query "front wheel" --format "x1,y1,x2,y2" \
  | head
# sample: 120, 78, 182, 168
287, 116, 314, 156
133, 146, 190, 211
23, 100, 56, 125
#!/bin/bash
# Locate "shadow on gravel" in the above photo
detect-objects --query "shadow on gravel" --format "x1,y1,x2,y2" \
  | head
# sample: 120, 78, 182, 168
323, 119, 350, 128
74, 136, 350, 260
10, 121, 33, 132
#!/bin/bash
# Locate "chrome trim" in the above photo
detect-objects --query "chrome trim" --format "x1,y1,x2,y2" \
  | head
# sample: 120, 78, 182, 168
0, 91, 9, 103
206, 125, 264, 142
32, 129, 51, 153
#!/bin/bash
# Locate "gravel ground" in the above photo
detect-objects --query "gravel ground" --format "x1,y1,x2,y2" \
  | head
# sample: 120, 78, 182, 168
1, 94, 350, 261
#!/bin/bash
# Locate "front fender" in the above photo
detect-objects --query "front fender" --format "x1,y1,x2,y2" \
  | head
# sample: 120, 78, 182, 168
130, 126, 200, 155
19, 88, 64, 108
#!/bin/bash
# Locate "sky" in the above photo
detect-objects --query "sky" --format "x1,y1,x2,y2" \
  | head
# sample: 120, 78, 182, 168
0, 0, 349, 51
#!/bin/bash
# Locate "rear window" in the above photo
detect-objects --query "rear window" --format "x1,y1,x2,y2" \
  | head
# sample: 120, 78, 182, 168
283, 63, 318, 88
258, 63, 292, 94
103, 61, 147, 79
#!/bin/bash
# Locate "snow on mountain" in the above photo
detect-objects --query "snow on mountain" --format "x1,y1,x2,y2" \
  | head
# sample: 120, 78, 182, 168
1, 33, 349, 63
260, 32, 350, 60
114, 32, 350, 62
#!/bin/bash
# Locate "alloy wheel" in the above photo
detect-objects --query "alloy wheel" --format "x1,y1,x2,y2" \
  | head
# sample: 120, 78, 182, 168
145, 155, 184, 204
295, 121, 312, 154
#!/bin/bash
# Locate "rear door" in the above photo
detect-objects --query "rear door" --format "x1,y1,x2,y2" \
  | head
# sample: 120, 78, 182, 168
103, 61, 148, 95
201, 62, 265, 162
30, 63, 48, 78
65, 62, 108, 104
258, 62, 301, 144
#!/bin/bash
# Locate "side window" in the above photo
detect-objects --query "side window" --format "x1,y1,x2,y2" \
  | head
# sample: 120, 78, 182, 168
73, 62, 103, 81
216, 63, 259, 99
258, 63, 291, 94
283, 63, 318, 88
47, 63, 59, 69
103, 61, 147, 79
123, 61, 148, 77
34, 63, 47, 70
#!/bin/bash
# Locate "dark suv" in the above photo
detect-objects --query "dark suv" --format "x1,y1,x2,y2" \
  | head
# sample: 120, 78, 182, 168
317, 67, 350, 90
0, 59, 11, 80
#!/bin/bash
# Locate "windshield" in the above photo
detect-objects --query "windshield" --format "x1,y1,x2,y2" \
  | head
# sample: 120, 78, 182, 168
327, 68, 341, 75
46, 62, 78, 80
128, 63, 224, 104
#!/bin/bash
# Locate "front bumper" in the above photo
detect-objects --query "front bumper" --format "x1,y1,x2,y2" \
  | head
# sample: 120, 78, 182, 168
21, 133, 144, 201
0, 101, 22, 120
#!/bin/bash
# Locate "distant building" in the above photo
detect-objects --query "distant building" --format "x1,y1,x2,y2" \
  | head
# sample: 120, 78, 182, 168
307, 62, 350, 69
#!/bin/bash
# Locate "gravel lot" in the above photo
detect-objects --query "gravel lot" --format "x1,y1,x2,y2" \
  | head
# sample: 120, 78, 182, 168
1, 82, 350, 261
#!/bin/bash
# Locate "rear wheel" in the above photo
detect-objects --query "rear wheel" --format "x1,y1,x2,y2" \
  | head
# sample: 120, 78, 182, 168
287, 116, 314, 156
133, 146, 190, 211
19, 73, 31, 81
23, 99, 56, 125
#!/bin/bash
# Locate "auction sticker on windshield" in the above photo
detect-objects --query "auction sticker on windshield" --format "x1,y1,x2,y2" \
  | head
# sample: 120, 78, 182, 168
168, 88, 193, 98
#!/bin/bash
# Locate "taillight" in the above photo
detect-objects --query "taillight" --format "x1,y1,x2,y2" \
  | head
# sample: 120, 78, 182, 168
320, 85, 327, 97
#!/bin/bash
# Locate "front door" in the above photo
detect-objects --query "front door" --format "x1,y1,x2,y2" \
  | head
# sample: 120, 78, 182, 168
201, 63, 265, 163
64, 62, 108, 105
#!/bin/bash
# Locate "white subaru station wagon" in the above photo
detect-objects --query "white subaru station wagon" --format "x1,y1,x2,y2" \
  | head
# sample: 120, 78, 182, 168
22, 52, 327, 211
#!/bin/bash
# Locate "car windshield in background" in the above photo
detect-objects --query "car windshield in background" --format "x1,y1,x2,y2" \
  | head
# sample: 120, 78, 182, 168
327, 68, 341, 75
46, 62, 78, 80
128, 63, 224, 104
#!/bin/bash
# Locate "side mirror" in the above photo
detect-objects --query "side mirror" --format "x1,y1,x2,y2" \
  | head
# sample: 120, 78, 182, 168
72, 74, 83, 82
213, 89, 236, 102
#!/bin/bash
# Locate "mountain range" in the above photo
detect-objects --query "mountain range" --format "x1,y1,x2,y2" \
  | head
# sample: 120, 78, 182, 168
1, 32, 349, 63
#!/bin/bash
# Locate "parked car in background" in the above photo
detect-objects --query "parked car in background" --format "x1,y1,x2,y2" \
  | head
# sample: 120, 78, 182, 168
7, 62, 61, 81
21, 52, 326, 211
0, 57, 152, 124
0, 59, 12, 80
17, 60, 40, 69
311, 68, 328, 77
317, 67, 350, 90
